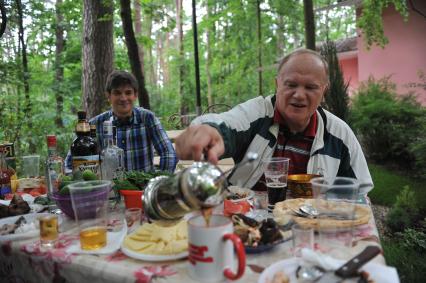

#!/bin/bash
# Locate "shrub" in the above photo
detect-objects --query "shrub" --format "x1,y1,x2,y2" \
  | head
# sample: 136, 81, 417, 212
320, 41, 350, 122
396, 228, 426, 253
351, 77, 426, 171
386, 186, 420, 232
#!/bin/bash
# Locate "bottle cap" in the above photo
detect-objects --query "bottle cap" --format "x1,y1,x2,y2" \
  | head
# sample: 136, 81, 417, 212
46, 135, 57, 147
77, 111, 87, 120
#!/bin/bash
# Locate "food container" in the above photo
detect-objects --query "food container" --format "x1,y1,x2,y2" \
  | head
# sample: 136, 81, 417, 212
120, 190, 143, 209
287, 174, 321, 198
51, 187, 109, 219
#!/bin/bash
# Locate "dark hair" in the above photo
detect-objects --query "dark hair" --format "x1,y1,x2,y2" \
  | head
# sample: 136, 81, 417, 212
277, 48, 329, 83
105, 70, 138, 93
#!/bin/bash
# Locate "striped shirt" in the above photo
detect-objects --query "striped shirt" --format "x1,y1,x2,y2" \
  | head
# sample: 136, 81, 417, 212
252, 110, 317, 191
65, 108, 178, 173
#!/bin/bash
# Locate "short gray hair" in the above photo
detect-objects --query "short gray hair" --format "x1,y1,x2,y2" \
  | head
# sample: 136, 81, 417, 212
277, 48, 329, 82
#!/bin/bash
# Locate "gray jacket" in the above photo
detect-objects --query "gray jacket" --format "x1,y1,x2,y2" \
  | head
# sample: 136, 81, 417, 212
193, 95, 373, 195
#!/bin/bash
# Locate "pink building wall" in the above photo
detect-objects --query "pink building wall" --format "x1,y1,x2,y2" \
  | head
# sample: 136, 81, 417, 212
339, 56, 359, 95
356, 3, 426, 105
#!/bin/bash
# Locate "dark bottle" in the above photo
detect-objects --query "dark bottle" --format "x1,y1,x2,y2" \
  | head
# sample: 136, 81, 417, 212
0, 150, 15, 198
70, 111, 100, 179
90, 124, 99, 153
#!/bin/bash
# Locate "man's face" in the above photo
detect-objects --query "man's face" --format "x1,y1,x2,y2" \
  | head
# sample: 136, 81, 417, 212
107, 84, 138, 119
275, 53, 328, 132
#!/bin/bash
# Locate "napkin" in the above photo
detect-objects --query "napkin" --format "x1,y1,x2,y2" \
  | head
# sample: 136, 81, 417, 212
66, 225, 127, 255
300, 248, 400, 283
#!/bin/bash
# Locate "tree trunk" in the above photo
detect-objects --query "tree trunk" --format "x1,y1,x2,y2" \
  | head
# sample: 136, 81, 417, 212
54, 0, 64, 128
176, 0, 186, 114
205, 0, 213, 107
82, 0, 114, 118
145, 10, 156, 86
256, 0, 263, 97
16, 0, 35, 152
120, 0, 150, 109
303, 0, 315, 50
276, 14, 285, 57
133, 0, 145, 76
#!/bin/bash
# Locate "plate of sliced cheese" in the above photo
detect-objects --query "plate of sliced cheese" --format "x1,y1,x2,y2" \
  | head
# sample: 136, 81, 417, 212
121, 220, 188, 261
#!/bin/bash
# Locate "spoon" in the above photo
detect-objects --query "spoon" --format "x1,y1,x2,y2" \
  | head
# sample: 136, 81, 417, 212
223, 151, 259, 176
299, 204, 319, 217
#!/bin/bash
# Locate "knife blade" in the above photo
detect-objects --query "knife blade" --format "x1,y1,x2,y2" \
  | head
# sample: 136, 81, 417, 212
316, 245, 382, 283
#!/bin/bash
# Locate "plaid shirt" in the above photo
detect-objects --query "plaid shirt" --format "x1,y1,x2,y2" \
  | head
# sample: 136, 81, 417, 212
65, 107, 178, 173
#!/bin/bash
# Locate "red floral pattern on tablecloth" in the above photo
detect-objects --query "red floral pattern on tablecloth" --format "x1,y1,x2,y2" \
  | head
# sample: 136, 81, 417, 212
105, 250, 128, 262
134, 265, 177, 283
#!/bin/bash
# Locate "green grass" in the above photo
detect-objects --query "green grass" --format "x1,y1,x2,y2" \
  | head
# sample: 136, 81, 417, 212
368, 163, 426, 208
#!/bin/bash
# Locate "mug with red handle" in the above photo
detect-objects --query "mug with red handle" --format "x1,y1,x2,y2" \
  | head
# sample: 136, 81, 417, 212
188, 214, 246, 282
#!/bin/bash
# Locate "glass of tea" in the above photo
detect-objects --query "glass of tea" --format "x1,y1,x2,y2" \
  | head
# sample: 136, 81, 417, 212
68, 180, 111, 251
39, 214, 59, 248
262, 157, 290, 213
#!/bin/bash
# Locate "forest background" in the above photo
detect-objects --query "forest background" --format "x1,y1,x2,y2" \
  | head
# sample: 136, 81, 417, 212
0, 0, 407, 159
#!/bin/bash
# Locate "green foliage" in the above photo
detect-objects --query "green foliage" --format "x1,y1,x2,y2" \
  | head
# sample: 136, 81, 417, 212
382, 238, 426, 283
320, 40, 350, 122
396, 228, 426, 253
357, 0, 408, 49
386, 186, 420, 232
350, 77, 426, 171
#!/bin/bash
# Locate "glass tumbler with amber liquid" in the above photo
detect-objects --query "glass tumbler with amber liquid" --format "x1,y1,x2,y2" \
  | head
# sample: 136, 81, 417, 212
39, 214, 59, 248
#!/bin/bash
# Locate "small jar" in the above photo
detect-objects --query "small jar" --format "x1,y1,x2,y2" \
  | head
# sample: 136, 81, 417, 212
143, 162, 227, 221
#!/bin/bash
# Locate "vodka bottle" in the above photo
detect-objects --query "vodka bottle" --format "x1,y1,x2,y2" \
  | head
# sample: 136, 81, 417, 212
45, 135, 64, 195
100, 120, 124, 181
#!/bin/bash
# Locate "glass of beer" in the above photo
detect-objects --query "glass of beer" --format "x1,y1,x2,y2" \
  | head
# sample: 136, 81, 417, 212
39, 214, 59, 248
68, 180, 111, 251
262, 157, 290, 213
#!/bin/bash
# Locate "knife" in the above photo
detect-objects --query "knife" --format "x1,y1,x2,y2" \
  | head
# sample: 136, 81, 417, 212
316, 245, 382, 283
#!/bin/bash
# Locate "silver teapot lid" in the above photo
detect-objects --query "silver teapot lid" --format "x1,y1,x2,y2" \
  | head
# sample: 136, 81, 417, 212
180, 161, 227, 208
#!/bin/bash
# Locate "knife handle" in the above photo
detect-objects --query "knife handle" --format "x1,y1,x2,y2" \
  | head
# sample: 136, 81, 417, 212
335, 245, 382, 278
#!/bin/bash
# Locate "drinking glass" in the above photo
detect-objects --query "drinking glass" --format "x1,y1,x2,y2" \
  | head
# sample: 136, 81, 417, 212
262, 157, 290, 213
22, 155, 40, 178
292, 224, 314, 257
125, 207, 142, 234
311, 177, 360, 258
39, 214, 59, 248
68, 180, 111, 251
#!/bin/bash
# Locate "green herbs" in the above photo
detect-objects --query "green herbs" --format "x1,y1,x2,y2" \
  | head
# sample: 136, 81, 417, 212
113, 171, 172, 192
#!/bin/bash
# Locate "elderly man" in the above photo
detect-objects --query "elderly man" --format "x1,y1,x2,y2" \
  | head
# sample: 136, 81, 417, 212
175, 49, 373, 194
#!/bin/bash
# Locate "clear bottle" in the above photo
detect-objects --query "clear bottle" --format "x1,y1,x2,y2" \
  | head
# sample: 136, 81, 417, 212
90, 124, 99, 154
45, 135, 64, 195
0, 150, 15, 198
70, 111, 100, 180
100, 120, 125, 181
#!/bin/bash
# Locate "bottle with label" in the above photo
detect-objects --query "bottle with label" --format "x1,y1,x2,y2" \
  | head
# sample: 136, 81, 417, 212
90, 124, 99, 153
70, 111, 100, 180
45, 135, 64, 195
0, 150, 15, 198
100, 120, 124, 181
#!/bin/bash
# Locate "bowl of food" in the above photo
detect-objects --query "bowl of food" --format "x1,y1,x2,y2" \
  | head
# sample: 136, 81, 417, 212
226, 186, 255, 202
287, 174, 321, 198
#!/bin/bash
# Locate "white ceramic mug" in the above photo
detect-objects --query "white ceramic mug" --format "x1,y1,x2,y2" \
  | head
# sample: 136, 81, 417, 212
188, 214, 245, 282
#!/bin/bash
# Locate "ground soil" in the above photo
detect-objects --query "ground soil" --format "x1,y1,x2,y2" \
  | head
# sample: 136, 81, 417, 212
371, 204, 390, 239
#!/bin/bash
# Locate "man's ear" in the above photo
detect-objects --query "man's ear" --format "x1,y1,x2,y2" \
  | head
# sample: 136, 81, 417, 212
105, 92, 111, 102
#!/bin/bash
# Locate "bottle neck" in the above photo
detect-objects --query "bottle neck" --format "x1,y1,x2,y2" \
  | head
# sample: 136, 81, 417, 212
47, 146, 57, 157
104, 135, 114, 147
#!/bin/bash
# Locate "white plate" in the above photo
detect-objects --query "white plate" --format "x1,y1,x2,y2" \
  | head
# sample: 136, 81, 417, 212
0, 213, 62, 242
66, 222, 127, 255
121, 244, 188, 262
227, 186, 255, 202
258, 257, 400, 283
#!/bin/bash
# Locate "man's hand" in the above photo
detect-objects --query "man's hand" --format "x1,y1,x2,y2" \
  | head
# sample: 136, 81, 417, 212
175, 124, 225, 164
